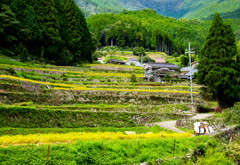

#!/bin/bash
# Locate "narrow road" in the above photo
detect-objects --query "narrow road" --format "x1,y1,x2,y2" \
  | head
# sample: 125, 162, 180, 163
190, 113, 215, 120
151, 113, 215, 133
152, 121, 185, 133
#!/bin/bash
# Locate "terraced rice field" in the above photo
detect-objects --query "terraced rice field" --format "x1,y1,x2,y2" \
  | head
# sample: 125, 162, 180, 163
0, 59, 207, 164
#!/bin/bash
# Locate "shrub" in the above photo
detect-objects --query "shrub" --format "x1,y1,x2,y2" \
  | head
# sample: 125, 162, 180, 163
103, 55, 127, 63
179, 55, 188, 66
57, 49, 73, 66
7, 67, 16, 76
173, 52, 179, 57
139, 56, 155, 63
130, 62, 135, 66
133, 47, 145, 56
92, 51, 107, 61
20, 47, 29, 62
192, 143, 207, 163
225, 102, 240, 125
199, 87, 215, 101
197, 104, 214, 113
197, 152, 234, 165
130, 74, 137, 83
225, 143, 240, 163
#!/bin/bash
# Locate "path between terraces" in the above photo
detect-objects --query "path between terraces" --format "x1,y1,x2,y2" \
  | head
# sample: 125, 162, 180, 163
152, 113, 215, 133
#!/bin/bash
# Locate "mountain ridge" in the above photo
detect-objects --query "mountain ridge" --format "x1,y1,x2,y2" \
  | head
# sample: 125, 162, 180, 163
74, 0, 240, 19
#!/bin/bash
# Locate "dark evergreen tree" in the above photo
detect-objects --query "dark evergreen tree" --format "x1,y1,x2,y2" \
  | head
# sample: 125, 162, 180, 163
34, 0, 61, 61
179, 55, 188, 67
105, 24, 117, 47
65, 0, 93, 63
0, 4, 21, 56
77, 8, 94, 63
1, 0, 94, 65
197, 13, 240, 108
151, 29, 172, 53
10, 0, 43, 57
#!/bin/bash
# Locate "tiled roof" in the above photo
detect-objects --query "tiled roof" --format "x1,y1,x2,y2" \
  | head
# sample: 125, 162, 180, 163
147, 63, 179, 69
154, 58, 165, 63
108, 59, 125, 63
185, 69, 198, 76
126, 61, 143, 67
181, 67, 191, 72
128, 58, 138, 62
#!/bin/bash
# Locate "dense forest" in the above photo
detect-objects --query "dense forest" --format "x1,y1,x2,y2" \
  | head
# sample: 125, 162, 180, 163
75, 0, 240, 19
87, 9, 240, 55
0, 0, 94, 65
1, 1, 240, 64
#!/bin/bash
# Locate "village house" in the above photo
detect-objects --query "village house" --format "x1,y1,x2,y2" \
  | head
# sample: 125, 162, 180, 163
107, 59, 126, 65
125, 58, 144, 67
181, 61, 198, 79
144, 63, 180, 83
154, 58, 166, 63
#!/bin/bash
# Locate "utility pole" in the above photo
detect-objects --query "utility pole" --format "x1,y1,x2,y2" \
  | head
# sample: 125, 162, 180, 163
186, 42, 194, 104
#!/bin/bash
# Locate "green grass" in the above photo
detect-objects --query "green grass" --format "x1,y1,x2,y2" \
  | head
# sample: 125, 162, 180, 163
3, 103, 191, 114
84, 63, 143, 70
103, 55, 128, 63
177, 127, 194, 134
208, 101, 218, 108
214, 113, 224, 118
0, 136, 210, 164
0, 105, 185, 128
0, 58, 31, 67
0, 125, 173, 136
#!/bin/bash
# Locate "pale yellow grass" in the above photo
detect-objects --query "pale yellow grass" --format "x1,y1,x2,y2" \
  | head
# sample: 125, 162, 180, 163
0, 132, 192, 145
100, 51, 167, 62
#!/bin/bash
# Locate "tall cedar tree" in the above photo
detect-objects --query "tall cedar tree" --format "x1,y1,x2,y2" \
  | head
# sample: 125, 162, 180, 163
10, 0, 43, 57
66, 0, 93, 63
35, 0, 61, 61
197, 13, 240, 108
0, 4, 22, 56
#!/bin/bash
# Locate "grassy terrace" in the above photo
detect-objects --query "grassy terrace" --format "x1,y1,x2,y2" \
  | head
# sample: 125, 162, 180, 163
0, 103, 193, 114
0, 131, 192, 145
0, 59, 201, 105
0, 105, 189, 128
0, 75, 199, 93
0, 58, 209, 164
0, 136, 210, 164
0, 125, 174, 136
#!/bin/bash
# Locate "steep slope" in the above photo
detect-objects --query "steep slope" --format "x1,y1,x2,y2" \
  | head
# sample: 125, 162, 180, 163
118, 0, 187, 18
74, 0, 125, 17
183, 0, 240, 19
75, 0, 240, 19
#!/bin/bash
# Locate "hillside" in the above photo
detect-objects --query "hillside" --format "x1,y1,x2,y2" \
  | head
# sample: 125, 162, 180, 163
75, 0, 240, 19
0, 56, 239, 164
0, 0, 240, 164
87, 9, 240, 55
74, 0, 125, 17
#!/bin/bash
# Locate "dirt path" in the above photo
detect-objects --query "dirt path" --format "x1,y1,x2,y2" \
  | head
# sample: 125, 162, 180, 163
190, 113, 215, 120
152, 121, 185, 133
152, 113, 215, 133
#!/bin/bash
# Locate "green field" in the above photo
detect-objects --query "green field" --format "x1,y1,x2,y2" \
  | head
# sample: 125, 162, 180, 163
0, 58, 238, 164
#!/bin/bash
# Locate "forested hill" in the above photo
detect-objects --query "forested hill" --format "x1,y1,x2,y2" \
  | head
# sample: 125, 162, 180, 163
87, 9, 240, 55
0, 0, 94, 65
75, 0, 240, 19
